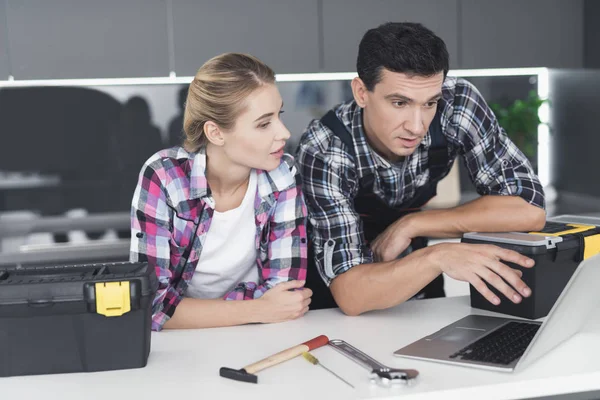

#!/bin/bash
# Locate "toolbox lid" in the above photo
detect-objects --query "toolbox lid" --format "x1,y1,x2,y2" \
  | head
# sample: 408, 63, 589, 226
548, 215, 600, 227
463, 232, 563, 248
0, 261, 157, 314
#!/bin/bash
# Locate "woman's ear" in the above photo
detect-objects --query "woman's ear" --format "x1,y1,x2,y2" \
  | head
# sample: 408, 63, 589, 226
351, 77, 369, 108
204, 121, 225, 146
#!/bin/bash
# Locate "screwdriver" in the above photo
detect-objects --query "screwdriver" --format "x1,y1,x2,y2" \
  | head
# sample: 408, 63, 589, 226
302, 352, 355, 389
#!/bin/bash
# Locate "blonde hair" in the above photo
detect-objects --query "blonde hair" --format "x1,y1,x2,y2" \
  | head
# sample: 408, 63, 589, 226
183, 53, 276, 152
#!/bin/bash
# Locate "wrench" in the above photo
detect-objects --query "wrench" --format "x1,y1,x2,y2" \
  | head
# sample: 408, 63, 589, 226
329, 339, 419, 387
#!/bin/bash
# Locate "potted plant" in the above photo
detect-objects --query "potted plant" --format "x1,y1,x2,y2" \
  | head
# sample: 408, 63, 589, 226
489, 90, 546, 172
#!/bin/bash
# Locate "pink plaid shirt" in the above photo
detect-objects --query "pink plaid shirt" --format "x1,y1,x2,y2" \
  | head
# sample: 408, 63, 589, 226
130, 147, 307, 331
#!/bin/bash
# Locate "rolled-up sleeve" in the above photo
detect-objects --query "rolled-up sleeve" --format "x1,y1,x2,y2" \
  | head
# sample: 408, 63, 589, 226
297, 141, 372, 286
454, 81, 545, 209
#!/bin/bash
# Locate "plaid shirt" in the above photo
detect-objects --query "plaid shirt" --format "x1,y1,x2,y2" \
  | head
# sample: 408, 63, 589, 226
296, 77, 545, 286
130, 147, 307, 331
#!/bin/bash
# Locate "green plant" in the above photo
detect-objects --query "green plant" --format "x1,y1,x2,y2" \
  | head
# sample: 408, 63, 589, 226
489, 90, 546, 169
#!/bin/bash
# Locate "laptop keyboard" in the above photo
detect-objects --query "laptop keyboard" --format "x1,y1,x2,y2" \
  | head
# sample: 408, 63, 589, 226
449, 321, 541, 365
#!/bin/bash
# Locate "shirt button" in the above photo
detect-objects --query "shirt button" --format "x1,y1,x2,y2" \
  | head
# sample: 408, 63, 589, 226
301, 238, 307, 244
136, 232, 144, 238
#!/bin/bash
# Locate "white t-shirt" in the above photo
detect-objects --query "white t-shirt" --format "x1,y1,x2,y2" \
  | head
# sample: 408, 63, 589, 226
185, 170, 260, 299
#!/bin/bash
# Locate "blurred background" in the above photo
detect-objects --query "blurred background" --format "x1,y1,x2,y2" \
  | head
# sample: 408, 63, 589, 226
1, 0, 599, 273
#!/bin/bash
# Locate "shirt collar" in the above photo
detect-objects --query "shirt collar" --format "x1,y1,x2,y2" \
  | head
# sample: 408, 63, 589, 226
256, 159, 296, 203
189, 147, 295, 203
189, 148, 210, 200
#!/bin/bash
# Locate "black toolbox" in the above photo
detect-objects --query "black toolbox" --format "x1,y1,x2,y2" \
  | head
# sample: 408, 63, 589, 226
0, 261, 158, 377
462, 222, 600, 319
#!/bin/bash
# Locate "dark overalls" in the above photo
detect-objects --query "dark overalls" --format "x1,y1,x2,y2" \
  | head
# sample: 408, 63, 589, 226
306, 109, 451, 310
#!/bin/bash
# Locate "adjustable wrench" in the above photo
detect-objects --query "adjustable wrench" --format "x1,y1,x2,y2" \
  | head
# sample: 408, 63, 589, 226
329, 339, 419, 387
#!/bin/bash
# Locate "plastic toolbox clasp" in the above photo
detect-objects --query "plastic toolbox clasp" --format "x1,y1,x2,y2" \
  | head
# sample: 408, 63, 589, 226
95, 281, 131, 317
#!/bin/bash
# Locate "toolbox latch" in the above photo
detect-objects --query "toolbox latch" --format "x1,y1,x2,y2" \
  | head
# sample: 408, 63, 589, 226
584, 234, 600, 260
95, 281, 131, 317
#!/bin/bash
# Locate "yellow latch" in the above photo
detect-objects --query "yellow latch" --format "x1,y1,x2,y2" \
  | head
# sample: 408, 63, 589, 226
95, 281, 131, 317
529, 223, 595, 237
584, 235, 600, 260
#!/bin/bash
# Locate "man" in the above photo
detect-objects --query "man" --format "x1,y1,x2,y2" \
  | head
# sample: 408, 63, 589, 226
295, 22, 546, 316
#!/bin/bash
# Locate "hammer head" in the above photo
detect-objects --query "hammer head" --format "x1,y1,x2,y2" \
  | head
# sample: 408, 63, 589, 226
219, 367, 258, 384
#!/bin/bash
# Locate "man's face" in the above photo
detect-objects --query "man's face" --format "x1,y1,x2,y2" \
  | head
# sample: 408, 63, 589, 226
355, 69, 444, 161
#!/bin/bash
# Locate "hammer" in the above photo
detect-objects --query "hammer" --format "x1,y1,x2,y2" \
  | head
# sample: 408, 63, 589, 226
220, 335, 329, 383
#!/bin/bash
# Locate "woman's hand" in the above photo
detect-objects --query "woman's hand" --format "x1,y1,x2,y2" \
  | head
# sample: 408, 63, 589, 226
256, 280, 312, 323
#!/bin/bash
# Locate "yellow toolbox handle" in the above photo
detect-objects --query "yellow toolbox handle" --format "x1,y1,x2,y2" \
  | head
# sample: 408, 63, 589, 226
95, 281, 131, 317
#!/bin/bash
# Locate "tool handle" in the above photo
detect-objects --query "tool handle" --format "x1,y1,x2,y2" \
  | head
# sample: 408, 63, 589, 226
244, 335, 329, 374
329, 339, 386, 370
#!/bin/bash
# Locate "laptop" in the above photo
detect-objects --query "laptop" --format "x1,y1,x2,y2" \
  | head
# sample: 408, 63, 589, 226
393, 253, 600, 372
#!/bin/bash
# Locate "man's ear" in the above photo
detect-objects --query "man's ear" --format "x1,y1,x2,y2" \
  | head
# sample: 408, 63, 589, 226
351, 77, 369, 108
204, 121, 225, 146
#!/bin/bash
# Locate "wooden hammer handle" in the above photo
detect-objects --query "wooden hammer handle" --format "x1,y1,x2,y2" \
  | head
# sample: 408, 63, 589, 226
244, 335, 329, 375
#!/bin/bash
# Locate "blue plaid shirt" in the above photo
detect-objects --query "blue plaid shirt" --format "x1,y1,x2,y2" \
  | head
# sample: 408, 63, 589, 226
296, 77, 545, 285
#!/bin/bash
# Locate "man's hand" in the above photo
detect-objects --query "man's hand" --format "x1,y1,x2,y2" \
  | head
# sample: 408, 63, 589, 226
428, 243, 533, 305
370, 217, 415, 262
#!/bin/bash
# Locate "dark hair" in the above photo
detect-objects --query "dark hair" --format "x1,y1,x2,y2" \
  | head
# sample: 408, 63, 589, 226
357, 22, 450, 91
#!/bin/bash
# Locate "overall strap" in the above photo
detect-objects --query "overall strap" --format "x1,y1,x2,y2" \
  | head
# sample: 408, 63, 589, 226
427, 108, 449, 182
320, 110, 375, 190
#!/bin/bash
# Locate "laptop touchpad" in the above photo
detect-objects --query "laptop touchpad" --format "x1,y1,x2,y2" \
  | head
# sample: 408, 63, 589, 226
434, 327, 486, 343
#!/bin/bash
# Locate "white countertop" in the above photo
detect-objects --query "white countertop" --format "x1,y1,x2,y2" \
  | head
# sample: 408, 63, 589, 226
3, 296, 599, 400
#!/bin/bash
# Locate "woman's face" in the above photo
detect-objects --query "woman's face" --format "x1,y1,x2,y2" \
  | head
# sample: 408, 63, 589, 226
221, 83, 290, 172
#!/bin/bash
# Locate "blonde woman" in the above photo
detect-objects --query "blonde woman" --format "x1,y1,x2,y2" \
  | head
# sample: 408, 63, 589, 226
130, 53, 311, 331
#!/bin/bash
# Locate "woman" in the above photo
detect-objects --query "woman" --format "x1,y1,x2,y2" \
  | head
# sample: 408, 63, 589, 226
130, 53, 311, 331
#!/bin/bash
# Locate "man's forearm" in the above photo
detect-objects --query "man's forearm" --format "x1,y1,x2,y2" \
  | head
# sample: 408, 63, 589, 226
405, 196, 546, 238
330, 247, 441, 316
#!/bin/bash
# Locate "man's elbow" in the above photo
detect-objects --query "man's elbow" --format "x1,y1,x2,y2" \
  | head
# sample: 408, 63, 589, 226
330, 276, 364, 317
336, 298, 363, 317
525, 204, 546, 231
